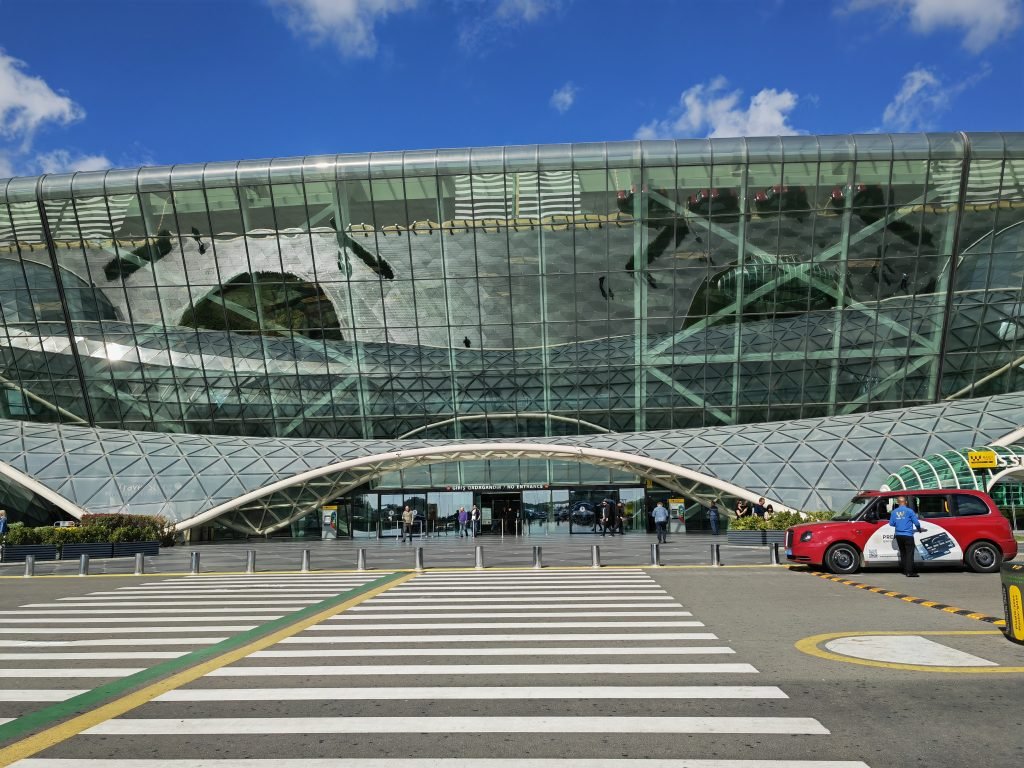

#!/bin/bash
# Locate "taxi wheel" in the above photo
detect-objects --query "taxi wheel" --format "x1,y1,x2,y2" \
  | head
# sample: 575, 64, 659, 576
965, 541, 1002, 573
824, 543, 860, 575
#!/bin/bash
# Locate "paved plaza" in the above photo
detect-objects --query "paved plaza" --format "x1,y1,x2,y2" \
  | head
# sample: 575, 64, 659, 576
0, 539, 1020, 767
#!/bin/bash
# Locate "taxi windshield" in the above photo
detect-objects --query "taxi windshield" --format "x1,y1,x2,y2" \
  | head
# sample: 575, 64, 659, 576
831, 496, 876, 522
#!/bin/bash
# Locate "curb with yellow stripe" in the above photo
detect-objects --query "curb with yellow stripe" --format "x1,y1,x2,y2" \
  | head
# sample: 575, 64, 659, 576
796, 567, 1007, 627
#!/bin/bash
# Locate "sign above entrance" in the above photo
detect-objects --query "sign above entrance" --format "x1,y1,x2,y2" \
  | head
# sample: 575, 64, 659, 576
445, 483, 550, 491
967, 450, 998, 469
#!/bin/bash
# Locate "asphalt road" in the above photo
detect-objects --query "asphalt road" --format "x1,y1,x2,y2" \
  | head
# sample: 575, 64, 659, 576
0, 554, 1019, 768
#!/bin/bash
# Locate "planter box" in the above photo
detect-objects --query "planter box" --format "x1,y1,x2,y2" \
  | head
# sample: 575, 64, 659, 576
112, 540, 160, 557
62, 542, 114, 560
0, 544, 59, 562
726, 530, 787, 546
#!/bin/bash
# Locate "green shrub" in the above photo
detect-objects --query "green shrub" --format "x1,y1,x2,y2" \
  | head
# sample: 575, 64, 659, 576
108, 526, 139, 543
728, 515, 766, 531
80, 513, 165, 543
3, 524, 39, 545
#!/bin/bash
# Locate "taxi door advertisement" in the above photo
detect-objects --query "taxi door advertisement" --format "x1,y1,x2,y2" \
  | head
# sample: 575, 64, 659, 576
863, 523, 964, 565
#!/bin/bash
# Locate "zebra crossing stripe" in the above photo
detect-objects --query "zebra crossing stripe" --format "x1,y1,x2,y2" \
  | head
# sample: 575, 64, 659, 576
329, 612, 696, 620
0, 609, 304, 616
0, 692, 85, 702
23, 602, 317, 609
0, 572, 409, 765
0, 653, 184, 661
0, 617, 285, 623
251, 646, 735, 658
349, 605, 682, 612
9, 639, 222, 648
0, 669, 143, 678
367, 596, 675, 603
83, 715, 829, 735
154, 685, 787, 701
4, 760, 872, 767
210, 663, 758, 676
0, 626, 255, 635
280, 632, 718, 643
309, 621, 704, 630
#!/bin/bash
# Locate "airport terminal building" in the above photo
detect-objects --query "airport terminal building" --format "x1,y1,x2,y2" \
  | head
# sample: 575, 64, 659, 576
0, 132, 1022, 537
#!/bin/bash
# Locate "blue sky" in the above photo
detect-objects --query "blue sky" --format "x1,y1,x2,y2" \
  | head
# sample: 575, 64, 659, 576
1, 0, 1022, 177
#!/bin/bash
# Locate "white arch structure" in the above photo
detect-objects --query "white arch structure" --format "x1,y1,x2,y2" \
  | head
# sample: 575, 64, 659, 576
174, 442, 793, 533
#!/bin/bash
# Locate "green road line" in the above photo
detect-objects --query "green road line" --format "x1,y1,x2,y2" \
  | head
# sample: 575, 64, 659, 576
0, 571, 402, 747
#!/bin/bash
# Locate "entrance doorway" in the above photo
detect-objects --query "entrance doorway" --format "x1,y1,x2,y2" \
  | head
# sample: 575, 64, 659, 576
477, 492, 521, 535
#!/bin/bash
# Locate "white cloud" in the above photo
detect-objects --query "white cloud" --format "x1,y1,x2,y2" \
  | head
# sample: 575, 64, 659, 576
0, 49, 83, 149
635, 77, 803, 140
881, 67, 947, 131
459, 0, 562, 51
33, 149, 111, 175
550, 82, 576, 113
269, 0, 419, 58
496, 0, 559, 22
880, 64, 989, 131
846, 0, 1022, 52
0, 49, 110, 179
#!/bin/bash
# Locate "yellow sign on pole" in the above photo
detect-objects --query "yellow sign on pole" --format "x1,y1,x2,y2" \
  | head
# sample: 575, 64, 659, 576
966, 450, 998, 469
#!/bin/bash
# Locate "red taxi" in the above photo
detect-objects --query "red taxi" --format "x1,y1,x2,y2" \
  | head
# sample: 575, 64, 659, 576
786, 489, 1018, 574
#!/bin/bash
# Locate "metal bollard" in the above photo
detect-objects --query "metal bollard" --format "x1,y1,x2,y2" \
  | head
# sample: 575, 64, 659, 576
650, 543, 661, 567
356, 548, 366, 571
189, 551, 200, 574
246, 550, 256, 574
301, 549, 311, 573
710, 543, 721, 566
78, 553, 90, 576
23, 555, 35, 577
591, 545, 601, 569
475, 545, 485, 570
532, 545, 543, 569
414, 547, 425, 572
769, 543, 780, 565
134, 552, 145, 575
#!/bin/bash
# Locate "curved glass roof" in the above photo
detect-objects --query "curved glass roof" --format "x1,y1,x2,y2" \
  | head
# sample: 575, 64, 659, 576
0, 393, 1020, 531
884, 444, 1024, 508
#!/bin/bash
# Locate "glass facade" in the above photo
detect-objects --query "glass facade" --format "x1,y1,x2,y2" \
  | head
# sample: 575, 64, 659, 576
0, 133, 1022, 446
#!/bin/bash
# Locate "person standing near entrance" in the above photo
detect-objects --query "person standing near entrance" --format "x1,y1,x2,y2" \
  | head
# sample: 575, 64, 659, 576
889, 496, 925, 577
457, 507, 469, 538
400, 505, 415, 542
470, 505, 480, 536
0, 509, 8, 537
708, 500, 720, 536
600, 498, 617, 536
652, 501, 669, 543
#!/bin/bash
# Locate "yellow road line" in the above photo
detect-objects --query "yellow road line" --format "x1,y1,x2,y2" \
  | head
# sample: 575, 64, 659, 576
0, 571, 418, 766
795, 629, 1024, 674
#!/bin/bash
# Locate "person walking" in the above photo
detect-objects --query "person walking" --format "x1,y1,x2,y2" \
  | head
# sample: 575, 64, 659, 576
0, 509, 8, 537
708, 500, 720, 536
600, 498, 617, 536
470, 505, 480, 536
889, 496, 925, 577
400, 505, 415, 542
652, 502, 669, 544
457, 507, 469, 538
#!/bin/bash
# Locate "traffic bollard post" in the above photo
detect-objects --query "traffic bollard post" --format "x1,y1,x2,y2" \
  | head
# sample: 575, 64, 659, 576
356, 548, 366, 571
23, 555, 34, 577
245, 550, 256, 573
78, 553, 89, 576
301, 549, 311, 573
414, 547, 425, 572
650, 543, 661, 567
533, 545, 543, 569
591, 545, 601, 568
475, 545, 485, 570
134, 552, 145, 575
189, 551, 200, 574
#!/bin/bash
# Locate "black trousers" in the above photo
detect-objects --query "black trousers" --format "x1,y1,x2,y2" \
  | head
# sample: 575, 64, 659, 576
895, 534, 917, 575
